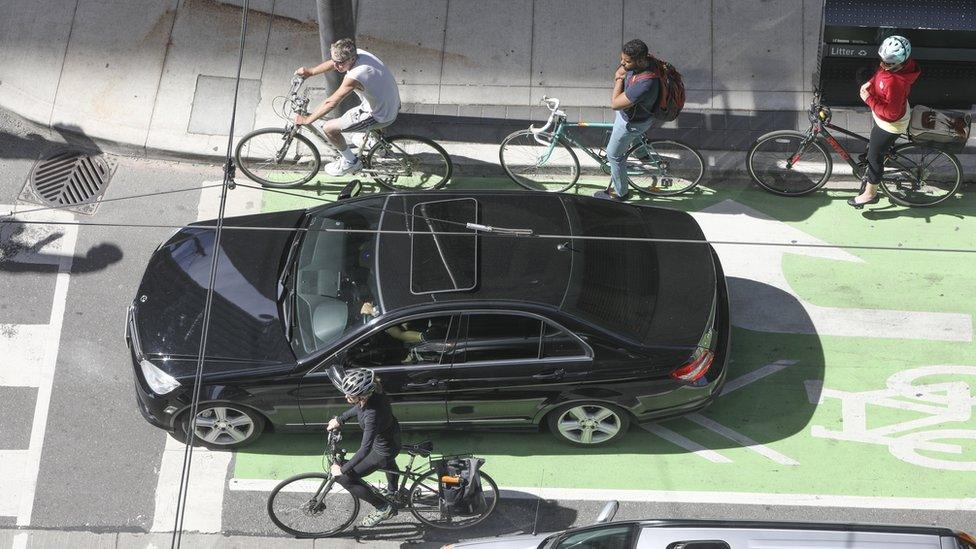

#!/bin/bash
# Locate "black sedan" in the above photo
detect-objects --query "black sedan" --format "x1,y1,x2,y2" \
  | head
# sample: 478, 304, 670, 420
126, 189, 730, 449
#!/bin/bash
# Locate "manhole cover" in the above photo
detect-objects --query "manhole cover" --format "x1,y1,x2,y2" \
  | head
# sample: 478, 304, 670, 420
25, 150, 114, 213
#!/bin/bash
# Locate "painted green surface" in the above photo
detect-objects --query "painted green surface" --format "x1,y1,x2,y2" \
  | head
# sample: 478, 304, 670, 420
237, 176, 976, 498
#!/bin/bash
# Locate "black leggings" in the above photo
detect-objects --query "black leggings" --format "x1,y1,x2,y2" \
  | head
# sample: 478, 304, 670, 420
335, 452, 400, 509
865, 122, 900, 185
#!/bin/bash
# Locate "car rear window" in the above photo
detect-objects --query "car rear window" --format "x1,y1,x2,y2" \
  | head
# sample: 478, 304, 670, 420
561, 200, 659, 342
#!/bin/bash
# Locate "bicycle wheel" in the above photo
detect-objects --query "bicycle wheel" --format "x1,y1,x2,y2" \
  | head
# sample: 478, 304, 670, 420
627, 139, 704, 196
365, 135, 452, 191
408, 469, 499, 529
235, 128, 321, 188
499, 129, 580, 192
267, 473, 359, 537
747, 130, 832, 196
880, 143, 962, 207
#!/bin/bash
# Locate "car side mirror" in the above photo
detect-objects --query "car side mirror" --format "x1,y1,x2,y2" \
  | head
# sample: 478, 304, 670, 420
595, 501, 618, 523
338, 179, 363, 201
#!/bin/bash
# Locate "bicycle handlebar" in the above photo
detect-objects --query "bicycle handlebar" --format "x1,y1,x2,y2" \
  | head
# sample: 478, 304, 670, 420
530, 96, 562, 135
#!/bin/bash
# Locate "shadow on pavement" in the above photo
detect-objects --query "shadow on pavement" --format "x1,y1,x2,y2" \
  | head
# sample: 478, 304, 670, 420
0, 220, 123, 275
340, 494, 577, 548
0, 124, 102, 161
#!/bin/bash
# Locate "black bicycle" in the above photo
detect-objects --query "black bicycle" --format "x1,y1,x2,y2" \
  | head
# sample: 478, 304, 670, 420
267, 431, 499, 537
747, 91, 962, 207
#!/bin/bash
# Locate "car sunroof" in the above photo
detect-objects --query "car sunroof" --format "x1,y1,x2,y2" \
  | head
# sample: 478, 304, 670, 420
410, 198, 478, 295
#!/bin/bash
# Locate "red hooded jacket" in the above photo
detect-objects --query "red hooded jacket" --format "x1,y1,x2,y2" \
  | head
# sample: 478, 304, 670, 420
865, 59, 921, 122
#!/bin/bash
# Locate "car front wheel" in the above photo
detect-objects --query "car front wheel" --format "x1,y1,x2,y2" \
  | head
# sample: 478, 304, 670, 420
176, 404, 265, 450
547, 402, 630, 446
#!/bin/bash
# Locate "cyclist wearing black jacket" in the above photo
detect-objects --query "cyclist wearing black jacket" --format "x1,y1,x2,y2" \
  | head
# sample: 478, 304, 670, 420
327, 368, 401, 527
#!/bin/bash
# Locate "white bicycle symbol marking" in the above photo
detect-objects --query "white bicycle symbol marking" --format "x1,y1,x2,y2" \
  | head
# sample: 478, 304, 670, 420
808, 365, 976, 471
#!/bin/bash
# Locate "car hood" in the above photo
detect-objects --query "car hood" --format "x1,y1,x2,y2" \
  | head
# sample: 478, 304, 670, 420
131, 209, 305, 376
448, 533, 549, 549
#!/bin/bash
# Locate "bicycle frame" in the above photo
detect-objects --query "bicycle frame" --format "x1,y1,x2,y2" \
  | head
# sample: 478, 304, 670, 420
798, 96, 922, 179
540, 117, 668, 174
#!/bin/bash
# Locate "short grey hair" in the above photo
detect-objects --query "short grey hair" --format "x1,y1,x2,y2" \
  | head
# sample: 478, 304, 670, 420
331, 38, 357, 64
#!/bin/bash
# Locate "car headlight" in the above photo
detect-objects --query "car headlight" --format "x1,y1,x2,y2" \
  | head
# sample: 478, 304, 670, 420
140, 359, 180, 395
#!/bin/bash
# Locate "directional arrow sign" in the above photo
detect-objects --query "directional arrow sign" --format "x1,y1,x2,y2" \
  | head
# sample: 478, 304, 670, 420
692, 200, 972, 342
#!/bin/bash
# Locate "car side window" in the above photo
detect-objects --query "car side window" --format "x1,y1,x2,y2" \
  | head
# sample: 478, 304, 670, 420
553, 524, 635, 549
345, 315, 453, 367
462, 313, 543, 363
541, 322, 586, 358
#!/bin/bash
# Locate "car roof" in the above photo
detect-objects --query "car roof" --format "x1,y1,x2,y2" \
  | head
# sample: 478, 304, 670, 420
631, 518, 957, 536
363, 191, 710, 343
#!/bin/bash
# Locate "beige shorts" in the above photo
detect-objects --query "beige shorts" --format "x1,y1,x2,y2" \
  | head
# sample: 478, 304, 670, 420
336, 106, 394, 133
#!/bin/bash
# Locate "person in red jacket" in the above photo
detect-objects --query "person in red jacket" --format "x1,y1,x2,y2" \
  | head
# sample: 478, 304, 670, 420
849, 35, 921, 208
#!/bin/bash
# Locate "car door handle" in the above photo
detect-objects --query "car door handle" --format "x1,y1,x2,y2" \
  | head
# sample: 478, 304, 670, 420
532, 369, 565, 381
405, 379, 440, 389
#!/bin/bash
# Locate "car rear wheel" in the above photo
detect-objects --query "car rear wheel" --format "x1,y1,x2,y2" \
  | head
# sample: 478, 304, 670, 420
177, 404, 265, 450
547, 402, 630, 446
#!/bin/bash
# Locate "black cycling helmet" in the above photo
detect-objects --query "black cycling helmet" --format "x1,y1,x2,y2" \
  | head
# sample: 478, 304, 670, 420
340, 368, 376, 397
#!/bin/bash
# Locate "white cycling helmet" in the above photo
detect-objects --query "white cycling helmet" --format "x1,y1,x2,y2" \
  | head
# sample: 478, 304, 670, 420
340, 368, 376, 397
879, 35, 911, 65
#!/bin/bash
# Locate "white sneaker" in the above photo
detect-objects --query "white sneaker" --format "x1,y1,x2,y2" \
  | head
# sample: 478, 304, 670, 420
323, 157, 362, 176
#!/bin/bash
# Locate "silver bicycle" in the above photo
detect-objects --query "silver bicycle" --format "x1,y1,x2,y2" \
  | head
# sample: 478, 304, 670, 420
235, 76, 452, 190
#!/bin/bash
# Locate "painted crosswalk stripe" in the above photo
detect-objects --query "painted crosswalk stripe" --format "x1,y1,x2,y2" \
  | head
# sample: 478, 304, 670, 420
0, 205, 77, 526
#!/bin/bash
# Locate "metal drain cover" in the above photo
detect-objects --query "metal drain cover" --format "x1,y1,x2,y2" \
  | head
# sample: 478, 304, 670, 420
26, 150, 113, 213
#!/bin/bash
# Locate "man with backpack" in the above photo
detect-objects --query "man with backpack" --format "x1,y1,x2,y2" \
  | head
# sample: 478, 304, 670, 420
597, 39, 660, 201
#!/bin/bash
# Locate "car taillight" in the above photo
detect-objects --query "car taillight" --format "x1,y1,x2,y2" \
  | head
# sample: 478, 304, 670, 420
957, 531, 976, 548
671, 349, 715, 382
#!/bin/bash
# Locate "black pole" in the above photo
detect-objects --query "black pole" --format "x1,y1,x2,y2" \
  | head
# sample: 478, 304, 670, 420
316, 0, 357, 111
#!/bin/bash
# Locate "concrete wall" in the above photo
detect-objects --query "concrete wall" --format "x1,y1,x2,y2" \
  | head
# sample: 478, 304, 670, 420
0, 0, 829, 155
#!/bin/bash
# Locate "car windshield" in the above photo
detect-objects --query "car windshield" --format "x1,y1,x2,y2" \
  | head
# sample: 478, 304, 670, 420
290, 198, 382, 359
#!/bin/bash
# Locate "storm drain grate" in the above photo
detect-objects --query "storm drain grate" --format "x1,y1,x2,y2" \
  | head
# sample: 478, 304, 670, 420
23, 150, 115, 214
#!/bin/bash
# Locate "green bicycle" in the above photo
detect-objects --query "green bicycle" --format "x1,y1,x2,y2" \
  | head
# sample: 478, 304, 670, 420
499, 96, 705, 195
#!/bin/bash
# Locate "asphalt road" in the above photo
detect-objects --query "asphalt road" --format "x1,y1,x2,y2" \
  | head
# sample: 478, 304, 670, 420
1, 108, 973, 542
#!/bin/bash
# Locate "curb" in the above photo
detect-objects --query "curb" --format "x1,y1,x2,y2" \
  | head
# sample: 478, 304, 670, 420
0, 528, 438, 548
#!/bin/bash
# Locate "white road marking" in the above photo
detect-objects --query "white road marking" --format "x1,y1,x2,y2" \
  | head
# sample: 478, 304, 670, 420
692, 200, 972, 342
196, 179, 266, 220
811, 365, 976, 471
0, 205, 77, 526
226, 478, 976, 511
685, 413, 799, 466
642, 360, 800, 465
150, 435, 233, 533
640, 424, 732, 463
11, 532, 28, 549
720, 359, 797, 395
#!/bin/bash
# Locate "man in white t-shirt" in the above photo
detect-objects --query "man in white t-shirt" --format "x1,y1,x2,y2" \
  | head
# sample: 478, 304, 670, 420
295, 38, 401, 176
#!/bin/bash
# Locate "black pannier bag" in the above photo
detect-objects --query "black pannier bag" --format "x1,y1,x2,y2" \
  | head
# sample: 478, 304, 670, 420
908, 105, 972, 154
433, 457, 487, 516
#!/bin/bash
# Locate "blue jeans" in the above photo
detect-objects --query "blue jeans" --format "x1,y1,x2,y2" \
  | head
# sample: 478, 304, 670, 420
607, 111, 653, 196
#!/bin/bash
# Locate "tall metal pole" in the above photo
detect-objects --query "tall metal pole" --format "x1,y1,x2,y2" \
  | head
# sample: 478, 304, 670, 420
316, 0, 357, 111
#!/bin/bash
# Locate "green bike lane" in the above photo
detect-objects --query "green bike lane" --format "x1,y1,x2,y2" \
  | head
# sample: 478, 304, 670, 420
230, 178, 976, 508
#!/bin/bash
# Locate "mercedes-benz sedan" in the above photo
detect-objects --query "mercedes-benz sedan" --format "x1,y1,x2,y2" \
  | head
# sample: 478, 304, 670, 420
126, 190, 729, 449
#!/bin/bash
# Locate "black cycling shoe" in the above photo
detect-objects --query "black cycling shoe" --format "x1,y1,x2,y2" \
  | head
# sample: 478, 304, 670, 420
847, 194, 881, 209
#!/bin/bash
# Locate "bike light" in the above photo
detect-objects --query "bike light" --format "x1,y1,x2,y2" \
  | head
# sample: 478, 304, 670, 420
670, 349, 715, 383
140, 359, 181, 395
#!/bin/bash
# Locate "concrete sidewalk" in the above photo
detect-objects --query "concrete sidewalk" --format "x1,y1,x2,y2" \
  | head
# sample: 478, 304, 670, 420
0, 0, 826, 160
0, 528, 439, 548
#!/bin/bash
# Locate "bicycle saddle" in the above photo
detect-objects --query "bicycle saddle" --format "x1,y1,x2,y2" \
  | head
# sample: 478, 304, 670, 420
402, 440, 434, 457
